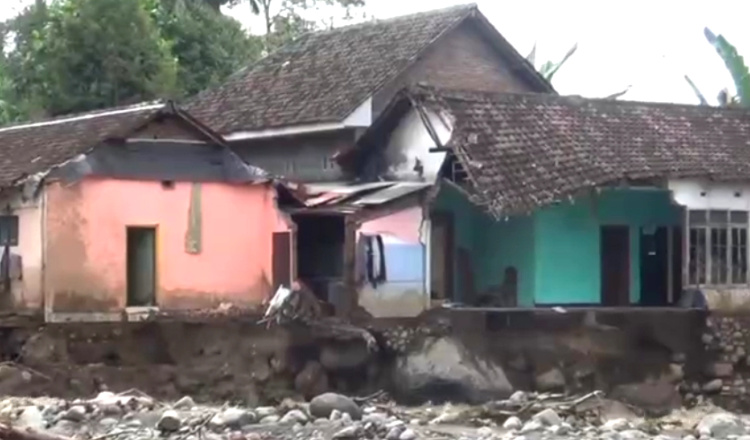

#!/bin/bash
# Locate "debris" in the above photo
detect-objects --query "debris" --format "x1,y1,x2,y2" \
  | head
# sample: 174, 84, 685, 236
279, 409, 308, 424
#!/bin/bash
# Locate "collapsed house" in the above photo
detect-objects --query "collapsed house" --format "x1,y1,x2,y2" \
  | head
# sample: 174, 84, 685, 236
344, 85, 750, 312
0, 102, 293, 322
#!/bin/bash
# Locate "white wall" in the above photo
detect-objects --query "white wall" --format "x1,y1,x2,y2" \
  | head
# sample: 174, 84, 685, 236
385, 107, 453, 182
668, 179, 750, 210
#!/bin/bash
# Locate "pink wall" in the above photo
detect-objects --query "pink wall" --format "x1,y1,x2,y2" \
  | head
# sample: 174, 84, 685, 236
45, 178, 288, 312
359, 207, 424, 243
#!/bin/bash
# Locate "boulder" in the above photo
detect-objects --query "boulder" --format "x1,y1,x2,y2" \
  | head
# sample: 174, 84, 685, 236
280, 409, 308, 424
705, 362, 734, 378
61, 405, 87, 422
532, 408, 562, 426
218, 407, 256, 428
17, 406, 44, 430
696, 413, 743, 439
173, 396, 195, 410
535, 368, 566, 392
310, 393, 361, 420
320, 342, 371, 370
502, 416, 522, 430
391, 337, 513, 404
157, 410, 182, 432
294, 361, 329, 399
703, 379, 723, 393
610, 380, 681, 417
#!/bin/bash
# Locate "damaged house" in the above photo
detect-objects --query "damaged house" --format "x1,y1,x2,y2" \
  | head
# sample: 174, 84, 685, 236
361, 85, 750, 309
0, 102, 292, 321
185, 3, 554, 317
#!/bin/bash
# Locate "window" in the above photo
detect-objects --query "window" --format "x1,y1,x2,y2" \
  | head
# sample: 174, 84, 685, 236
688, 209, 748, 285
0, 215, 18, 246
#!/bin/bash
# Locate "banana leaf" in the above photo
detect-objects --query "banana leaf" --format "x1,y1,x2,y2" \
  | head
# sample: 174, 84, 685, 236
704, 27, 750, 105
684, 75, 709, 105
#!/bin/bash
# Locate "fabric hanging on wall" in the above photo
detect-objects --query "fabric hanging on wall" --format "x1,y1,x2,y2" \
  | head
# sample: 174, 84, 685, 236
375, 235, 386, 285
185, 182, 202, 254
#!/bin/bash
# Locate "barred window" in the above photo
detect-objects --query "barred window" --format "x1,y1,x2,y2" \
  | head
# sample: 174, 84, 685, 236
688, 210, 748, 285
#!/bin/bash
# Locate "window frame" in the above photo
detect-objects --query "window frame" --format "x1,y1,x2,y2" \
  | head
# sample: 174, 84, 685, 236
687, 209, 749, 287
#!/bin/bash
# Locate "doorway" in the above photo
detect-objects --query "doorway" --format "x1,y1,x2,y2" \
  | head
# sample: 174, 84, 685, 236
293, 214, 345, 302
600, 225, 630, 306
429, 211, 454, 301
640, 227, 668, 306
126, 226, 156, 307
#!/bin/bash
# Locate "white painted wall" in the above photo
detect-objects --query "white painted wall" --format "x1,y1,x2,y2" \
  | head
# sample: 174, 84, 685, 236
668, 179, 750, 210
385, 107, 453, 182
0, 188, 45, 310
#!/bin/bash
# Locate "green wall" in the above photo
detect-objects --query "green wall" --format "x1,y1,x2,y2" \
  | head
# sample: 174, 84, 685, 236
431, 186, 681, 306
533, 189, 682, 304
431, 184, 535, 305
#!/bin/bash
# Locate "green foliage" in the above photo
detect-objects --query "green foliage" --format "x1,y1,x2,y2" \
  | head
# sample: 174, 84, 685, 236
529, 43, 577, 83
0, 0, 362, 124
686, 28, 750, 107
158, 0, 263, 97
6, 0, 177, 117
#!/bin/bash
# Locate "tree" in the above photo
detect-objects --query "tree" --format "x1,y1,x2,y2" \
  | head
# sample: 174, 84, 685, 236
158, 0, 263, 97
6, 0, 178, 117
685, 27, 750, 107
259, 0, 366, 51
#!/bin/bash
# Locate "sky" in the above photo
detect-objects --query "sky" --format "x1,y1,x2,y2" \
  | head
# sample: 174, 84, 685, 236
2, 0, 749, 105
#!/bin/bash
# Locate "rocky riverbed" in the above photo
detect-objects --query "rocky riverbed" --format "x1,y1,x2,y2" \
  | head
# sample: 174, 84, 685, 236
2, 389, 750, 440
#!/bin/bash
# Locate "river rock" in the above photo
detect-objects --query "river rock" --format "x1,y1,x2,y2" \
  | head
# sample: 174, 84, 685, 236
503, 416, 522, 430
532, 408, 562, 426
310, 393, 361, 420
399, 428, 417, 440
157, 410, 182, 432
174, 396, 195, 410
18, 406, 44, 430
280, 409, 308, 424
535, 368, 566, 392
61, 405, 87, 422
391, 336, 513, 404
696, 413, 743, 438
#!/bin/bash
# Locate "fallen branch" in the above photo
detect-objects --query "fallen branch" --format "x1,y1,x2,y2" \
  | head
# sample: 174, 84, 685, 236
0, 424, 71, 440
0, 362, 51, 381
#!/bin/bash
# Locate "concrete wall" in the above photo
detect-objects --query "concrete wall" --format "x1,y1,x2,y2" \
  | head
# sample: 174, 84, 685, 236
534, 189, 682, 304
44, 178, 288, 314
358, 207, 428, 318
372, 20, 543, 117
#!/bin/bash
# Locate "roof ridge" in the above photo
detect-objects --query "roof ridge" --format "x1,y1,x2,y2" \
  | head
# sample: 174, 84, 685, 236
0, 100, 164, 133
414, 85, 750, 115
294, 3, 477, 38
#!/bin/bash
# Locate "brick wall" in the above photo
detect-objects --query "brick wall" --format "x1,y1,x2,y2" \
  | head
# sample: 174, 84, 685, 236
373, 20, 542, 117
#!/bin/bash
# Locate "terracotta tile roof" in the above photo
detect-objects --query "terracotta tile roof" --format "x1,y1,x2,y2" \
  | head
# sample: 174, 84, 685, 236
0, 103, 162, 188
412, 86, 750, 217
185, 4, 548, 134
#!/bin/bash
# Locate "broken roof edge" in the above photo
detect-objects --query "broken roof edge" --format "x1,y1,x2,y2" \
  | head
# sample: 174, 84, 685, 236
1, 102, 277, 192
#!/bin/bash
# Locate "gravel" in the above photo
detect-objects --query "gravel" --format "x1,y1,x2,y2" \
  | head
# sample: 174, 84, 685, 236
0, 391, 748, 440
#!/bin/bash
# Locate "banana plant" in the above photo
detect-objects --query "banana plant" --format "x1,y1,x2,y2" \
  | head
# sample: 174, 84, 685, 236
527, 43, 629, 99
527, 43, 578, 83
685, 27, 750, 107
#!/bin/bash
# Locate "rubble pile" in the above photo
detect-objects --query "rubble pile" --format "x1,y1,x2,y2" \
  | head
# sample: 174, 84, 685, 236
2, 389, 750, 440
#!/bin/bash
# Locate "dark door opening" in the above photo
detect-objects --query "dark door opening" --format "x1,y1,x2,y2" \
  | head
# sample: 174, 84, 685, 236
429, 211, 454, 302
272, 232, 292, 291
126, 226, 156, 307
293, 214, 345, 303
601, 225, 630, 306
640, 227, 669, 306
672, 227, 684, 304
